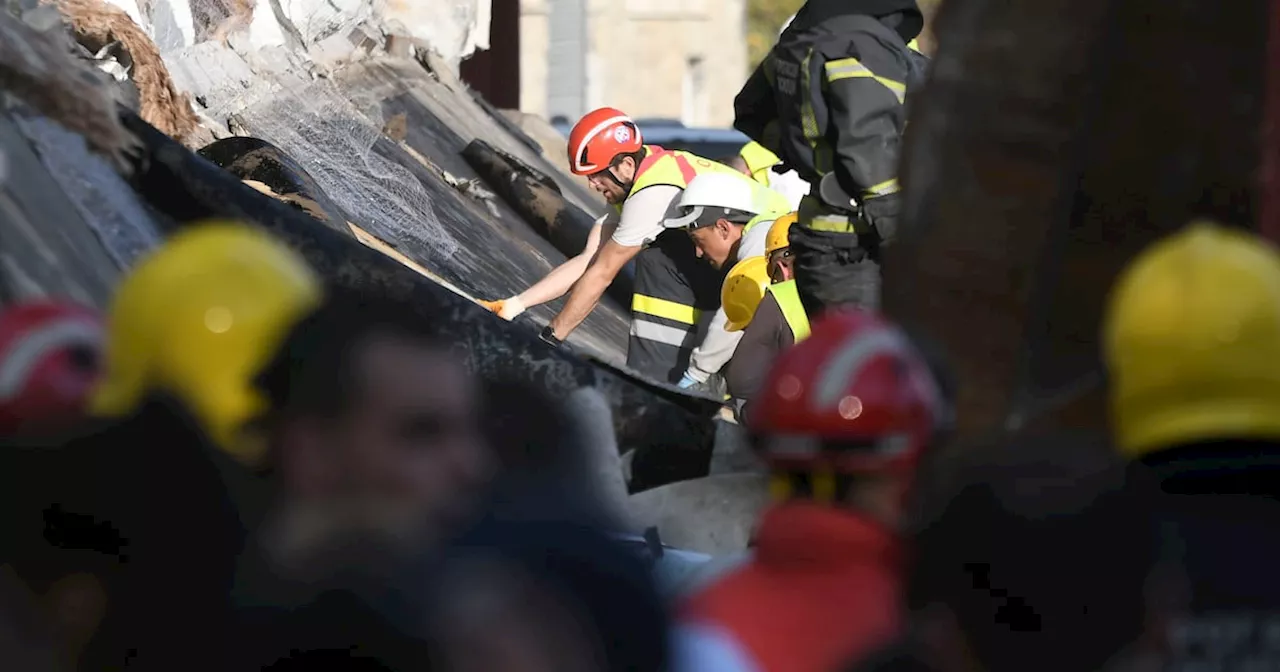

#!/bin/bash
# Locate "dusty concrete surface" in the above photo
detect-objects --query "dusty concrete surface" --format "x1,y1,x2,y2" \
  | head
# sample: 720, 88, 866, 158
628, 473, 770, 555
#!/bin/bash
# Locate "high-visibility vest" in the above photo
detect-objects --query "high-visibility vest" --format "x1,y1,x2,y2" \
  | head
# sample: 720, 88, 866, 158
767, 279, 810, 342
739, 141, 782, 188
625, 146, 741, 382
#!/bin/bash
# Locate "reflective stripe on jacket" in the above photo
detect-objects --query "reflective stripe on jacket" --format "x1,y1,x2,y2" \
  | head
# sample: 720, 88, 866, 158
625, 146, 738, 382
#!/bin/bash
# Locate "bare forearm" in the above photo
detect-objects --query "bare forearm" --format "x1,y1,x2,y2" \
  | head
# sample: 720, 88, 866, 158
518, 254, 591, 307
549, 267, 609, 339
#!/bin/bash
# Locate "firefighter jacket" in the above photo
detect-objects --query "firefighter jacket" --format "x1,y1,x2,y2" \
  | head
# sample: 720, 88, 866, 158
734, 0, 926, 241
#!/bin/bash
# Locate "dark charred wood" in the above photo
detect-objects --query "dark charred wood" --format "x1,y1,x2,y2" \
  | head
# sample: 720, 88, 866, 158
197, 136, 351, 228
462, 138, 636, 306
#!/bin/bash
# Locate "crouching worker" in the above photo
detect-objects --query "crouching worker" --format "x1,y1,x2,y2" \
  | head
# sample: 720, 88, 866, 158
724, 212, 810, 421
674, 310, 946, 672
661, 172, 791, 389
0, 222, 324, 670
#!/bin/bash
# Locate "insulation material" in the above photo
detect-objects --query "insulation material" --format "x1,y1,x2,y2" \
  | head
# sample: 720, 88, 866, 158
210, 78, 462, 260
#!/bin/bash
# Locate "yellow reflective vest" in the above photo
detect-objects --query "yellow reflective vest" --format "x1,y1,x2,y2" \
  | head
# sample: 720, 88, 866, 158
767, 279, 810, 342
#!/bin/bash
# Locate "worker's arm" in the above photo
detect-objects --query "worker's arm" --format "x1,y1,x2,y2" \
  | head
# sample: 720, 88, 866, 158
547, 186, 677, 340
682, 306, 745, 386
518, 216, 613, 307
547, 185, 677, 340
733, 59, 783, 154
482, 214, 616, 320
822, 42, 909, 244
547, 237, 639, 340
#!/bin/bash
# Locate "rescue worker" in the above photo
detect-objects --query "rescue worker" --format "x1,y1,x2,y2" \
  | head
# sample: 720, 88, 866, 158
724, 140, 810, 211
735, 0, 927, 316
718, 256, 771, 413
674, 310, 944, 672
0, 222, 323, 670
0, 300, 104, 436
725, 212, 811, 421
1102, 221, 1280, 669
661, 171, 791, 388
502, 107, 768, 385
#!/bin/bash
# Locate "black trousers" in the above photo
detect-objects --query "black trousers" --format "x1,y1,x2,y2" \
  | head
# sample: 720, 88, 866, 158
791, 196, 882, 317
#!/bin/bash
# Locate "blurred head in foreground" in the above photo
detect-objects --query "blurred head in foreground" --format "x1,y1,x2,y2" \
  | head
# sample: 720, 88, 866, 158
750, 309, 947, 526
89, 221, 323, 458
251, 288, 496, 573
0, 299, 104, 436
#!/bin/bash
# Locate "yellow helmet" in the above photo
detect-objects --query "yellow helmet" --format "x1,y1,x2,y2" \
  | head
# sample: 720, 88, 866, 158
89, 222, 323, 463
722, 256, 772, 332
766, 211, 798, 256
1103, 221, 1280, 458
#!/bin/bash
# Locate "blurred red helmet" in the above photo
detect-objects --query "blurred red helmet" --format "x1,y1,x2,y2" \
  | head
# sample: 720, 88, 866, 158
0, 300, 104, 435
567, 107, 643, 175
750, 310, 942, 475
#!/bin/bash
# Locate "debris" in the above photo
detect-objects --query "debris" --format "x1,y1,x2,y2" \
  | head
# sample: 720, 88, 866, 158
381, 111, 407, 142
40, 0, 201, 142
0, 6, 139, 169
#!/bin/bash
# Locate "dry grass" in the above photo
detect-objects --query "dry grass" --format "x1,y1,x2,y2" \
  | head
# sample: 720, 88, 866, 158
41, 0, 202, 141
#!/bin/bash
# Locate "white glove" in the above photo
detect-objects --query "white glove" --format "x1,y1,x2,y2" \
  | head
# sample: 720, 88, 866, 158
498, 295, 527, 320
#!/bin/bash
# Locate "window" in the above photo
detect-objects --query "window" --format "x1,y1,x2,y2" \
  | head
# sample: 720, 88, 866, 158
681, 56, 706, 127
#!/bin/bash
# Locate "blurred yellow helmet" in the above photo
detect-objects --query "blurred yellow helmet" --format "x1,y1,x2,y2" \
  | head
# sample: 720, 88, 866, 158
1103, 221, 1280, 459
766, 212, 798, 257
89, 222, 323, 463
722, 256, 772, 332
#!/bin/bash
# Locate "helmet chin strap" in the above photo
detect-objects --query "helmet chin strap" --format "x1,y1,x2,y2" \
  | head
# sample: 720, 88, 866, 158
603, 164, 633, 194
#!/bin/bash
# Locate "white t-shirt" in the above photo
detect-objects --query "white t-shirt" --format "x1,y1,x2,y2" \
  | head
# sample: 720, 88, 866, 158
610, 184, 685, 248
765, 169, 810, 212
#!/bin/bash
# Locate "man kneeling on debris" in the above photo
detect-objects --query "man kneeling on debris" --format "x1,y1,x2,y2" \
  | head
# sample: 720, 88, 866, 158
674, 310, 946, 672
721, 212, 810, 420
481, 107, 787, 387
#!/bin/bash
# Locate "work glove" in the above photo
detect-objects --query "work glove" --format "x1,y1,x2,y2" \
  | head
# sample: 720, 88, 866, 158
478, 296, 527, 321
677, 373, 700, 390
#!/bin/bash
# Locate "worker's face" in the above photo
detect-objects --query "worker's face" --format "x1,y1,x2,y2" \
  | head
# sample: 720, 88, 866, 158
586, 156, 636, 205
279, 335, 495, 536
689, 219, 742, 270
768, 249, 794, 283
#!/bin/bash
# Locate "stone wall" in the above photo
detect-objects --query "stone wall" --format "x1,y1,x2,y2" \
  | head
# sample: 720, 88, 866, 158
520, 0, 747, 127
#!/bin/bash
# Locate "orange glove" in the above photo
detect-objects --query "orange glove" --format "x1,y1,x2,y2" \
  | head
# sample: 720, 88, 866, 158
478, 296, 526, 321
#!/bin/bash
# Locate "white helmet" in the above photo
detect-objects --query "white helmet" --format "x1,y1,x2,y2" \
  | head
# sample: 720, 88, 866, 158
663, 172, 762, 230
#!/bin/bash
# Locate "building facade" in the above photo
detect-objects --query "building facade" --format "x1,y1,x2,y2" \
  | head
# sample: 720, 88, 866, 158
519, 0, 748, 128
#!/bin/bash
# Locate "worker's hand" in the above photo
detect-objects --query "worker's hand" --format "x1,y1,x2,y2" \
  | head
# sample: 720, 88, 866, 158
677, 373, 700, 390
478, 296, 527, 321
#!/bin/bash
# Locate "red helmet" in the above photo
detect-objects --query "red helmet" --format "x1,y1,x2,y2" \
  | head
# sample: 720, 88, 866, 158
0, 301, 105, 435
750, 310, 942, 475
567, 107, 643, 175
